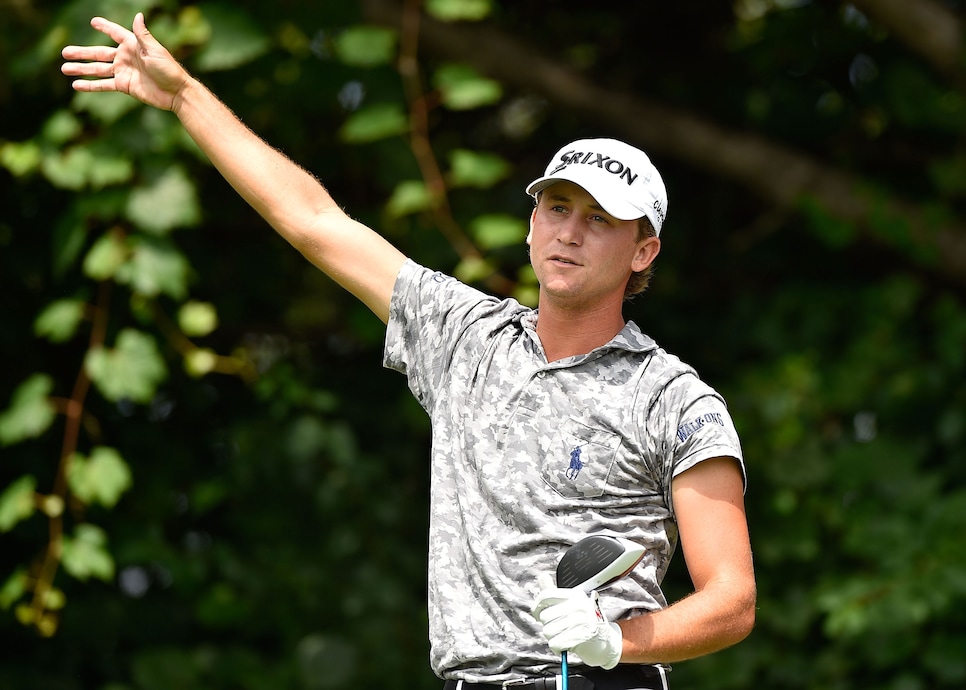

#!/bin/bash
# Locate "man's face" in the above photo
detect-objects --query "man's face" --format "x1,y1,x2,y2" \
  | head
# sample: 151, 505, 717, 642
527, 181, 659, 310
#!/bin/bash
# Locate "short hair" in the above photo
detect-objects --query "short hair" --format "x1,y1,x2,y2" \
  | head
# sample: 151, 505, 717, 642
625, 216, 657, 300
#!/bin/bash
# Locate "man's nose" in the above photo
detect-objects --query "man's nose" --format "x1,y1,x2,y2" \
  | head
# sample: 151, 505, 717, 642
557, 216, 582, 245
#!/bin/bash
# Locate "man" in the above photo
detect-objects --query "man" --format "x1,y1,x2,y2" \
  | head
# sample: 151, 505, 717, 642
62, 13, 755, 690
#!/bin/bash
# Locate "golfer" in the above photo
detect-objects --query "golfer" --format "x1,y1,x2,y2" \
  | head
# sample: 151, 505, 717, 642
62, 13, 756, 690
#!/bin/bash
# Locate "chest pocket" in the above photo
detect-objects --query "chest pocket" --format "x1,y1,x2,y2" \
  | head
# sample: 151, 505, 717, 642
541, 418, 622, 499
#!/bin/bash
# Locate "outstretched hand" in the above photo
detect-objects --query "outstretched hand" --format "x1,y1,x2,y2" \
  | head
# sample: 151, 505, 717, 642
61, 13, 187, 112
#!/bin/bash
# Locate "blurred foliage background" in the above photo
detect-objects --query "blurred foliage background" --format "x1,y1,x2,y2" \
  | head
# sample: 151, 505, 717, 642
2, 0, 965, 688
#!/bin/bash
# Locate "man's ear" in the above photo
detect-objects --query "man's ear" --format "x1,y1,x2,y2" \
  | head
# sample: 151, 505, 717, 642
526, 207, 537, 245
632, 236, 661, 273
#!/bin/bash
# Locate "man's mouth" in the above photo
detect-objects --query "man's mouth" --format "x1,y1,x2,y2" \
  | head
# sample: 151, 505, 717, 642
550, 255, 580, 266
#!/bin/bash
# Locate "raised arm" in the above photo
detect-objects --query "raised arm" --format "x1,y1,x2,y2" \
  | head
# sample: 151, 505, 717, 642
61, 13, 407, 322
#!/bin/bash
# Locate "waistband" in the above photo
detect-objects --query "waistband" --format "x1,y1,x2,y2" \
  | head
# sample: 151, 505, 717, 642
443, 664, 667, 690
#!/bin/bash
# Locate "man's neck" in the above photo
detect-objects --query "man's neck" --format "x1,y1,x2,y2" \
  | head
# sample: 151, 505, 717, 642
535, 301, 627, 362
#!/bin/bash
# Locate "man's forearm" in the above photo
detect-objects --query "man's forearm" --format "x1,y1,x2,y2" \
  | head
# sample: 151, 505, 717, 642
617, 579, 756, 664
171, 77, 344, 252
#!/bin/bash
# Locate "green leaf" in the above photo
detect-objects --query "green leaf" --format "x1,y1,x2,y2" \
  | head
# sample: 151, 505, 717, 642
193, 3, 271, 72
470, 213, 527, 249
178, 301, 219, 337
338, 103, 409, 143
385, 180, 433, 218
0, 141, 42, 177
34, 299, 86, 343
0, 569, 28, 609
62, 524, 115, 582
71, 91, 141, 126
39, 141, 133, 191
448, 149, 511, 188
148, 6, 213, 52
0, 375, 56, 446
68, 446, 133, 508
433, 64, 502, 110
115, 236, 192, 300
41, 110, 83, 145
83, 231, 128, 282
0, 476, 37, 532
52, 217, 89, 278
334, 26, 397, 67
426, 0, 493, 21
85, 329, 168, 404
125, 166, 201, 235
453, 255, 496, 284
41, 146, 94, 190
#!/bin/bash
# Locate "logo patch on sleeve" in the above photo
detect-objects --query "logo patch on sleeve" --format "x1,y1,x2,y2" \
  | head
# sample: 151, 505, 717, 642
676, 413, 725, 443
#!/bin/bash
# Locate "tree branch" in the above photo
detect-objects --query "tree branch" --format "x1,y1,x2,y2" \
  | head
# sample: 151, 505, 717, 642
848, 0, 966, 89
361, 0, 966, 289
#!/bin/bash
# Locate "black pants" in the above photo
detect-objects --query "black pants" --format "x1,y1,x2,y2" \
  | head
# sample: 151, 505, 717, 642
442, 664, 668, 690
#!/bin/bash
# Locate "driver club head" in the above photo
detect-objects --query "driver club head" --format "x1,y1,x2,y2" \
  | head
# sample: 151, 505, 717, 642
555, 535, 645, 593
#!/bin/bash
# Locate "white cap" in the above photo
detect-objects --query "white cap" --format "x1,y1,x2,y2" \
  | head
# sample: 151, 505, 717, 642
526, 138, 668, 234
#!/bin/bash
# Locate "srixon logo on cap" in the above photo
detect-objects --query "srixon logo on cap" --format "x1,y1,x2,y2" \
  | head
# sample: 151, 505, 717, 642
549, 150, 649, 186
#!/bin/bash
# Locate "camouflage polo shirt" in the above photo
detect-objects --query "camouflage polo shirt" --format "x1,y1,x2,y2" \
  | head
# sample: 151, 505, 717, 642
384, 260, 744, 683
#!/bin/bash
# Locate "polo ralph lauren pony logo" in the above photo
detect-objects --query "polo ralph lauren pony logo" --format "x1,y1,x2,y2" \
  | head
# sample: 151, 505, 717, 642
567, 445, 584, 480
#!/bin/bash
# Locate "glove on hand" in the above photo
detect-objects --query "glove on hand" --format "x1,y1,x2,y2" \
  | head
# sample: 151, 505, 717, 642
532, 582, 623, 670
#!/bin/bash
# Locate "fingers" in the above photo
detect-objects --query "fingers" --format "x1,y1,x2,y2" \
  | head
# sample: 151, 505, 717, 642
60, 48, 117, 76
89, 16, 134, 45
61, 44, 116, 63
532, 587, 578, 618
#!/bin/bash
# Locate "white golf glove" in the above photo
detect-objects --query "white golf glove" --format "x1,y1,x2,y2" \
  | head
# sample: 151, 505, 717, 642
532, 580, 623, 670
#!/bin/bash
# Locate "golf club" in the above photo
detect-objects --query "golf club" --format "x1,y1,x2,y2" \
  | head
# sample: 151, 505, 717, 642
554, 535, 645, 690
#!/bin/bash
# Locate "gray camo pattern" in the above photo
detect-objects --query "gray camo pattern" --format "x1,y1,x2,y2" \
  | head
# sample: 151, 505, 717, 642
383, 261, 744, 683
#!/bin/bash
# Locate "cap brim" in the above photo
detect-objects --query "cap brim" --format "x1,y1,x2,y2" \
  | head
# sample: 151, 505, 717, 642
526, 174, 648, 222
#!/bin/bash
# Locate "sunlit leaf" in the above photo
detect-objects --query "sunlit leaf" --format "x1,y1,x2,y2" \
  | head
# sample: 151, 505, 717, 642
334, 26, 397, 67
0, 476, 37, 532
338, 103, 409, 143
41, 110, 83, 145
116, 236, 192, 300
0, 569, 27, 610
193, 3, 271, 72
34, 299, 86, 343
71, 91, 141, 125
68, 446, 133, 508
453, 255, 495, 284
85, 329, 168, 404
125, 166, 201, 235
426, 0, 493, 21
448, 149, 511, 188
385, 180, 433, 218
83, 231, 128, 282
39, 142, 133, 191
41, 146, 93, 190
0, 375, 56, 446
62, 524, 115, 582
433, 64, 502, 110
151, 5, 213, 50
470, 213, 527, 249
0, 141, 42, 177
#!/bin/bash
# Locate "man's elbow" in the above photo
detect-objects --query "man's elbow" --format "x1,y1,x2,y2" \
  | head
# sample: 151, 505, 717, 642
730, 582, 757, 644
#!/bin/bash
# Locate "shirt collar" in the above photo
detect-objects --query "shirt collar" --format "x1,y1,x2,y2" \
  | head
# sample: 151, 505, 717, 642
520, 311, 658, 361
